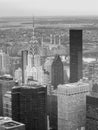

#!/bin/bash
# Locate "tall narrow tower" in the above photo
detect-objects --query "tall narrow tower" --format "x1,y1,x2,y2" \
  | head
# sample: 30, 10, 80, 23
32, 17, 35, 42
70, 29, 83, 83
50, 34, 52, 44
51, 55, 64, 89
21, 50, 28, 84
54, 34, 56, 45
59, 35, 61, 45
29, 17, 39, 66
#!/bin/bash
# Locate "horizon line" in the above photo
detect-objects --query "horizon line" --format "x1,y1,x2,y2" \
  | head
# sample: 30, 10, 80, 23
0, 15, 98, 18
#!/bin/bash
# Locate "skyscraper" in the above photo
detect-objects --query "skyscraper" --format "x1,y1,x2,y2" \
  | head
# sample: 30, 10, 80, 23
86, 83, 98, 130
21, 50, 28, 84
12, 85, 47, 130
70, 29, 83, 83
0, 50, 10, 74
0, 80, 15, 116
51, 55, 64, 89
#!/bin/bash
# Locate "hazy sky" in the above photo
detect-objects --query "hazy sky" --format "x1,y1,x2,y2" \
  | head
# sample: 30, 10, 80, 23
0, 0, 98, 17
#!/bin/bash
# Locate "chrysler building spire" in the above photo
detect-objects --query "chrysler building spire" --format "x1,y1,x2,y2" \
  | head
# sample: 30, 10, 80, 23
29, 17, 39, 57
32, 16, 35, 42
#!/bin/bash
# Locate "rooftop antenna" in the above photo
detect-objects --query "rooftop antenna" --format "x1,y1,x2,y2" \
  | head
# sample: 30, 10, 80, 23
29, 16, 35, 54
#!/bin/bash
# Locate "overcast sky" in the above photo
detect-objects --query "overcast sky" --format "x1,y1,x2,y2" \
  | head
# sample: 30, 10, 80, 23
0, 0, 98, 17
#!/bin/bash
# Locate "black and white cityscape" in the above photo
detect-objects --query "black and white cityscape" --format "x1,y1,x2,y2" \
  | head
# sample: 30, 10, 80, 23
0, 0, 98, 130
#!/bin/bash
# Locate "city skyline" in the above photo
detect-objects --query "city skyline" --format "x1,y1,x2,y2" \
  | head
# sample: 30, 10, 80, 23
0, 0, 98, 17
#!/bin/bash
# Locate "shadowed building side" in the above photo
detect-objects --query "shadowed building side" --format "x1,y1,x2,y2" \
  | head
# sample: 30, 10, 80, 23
86, 83, 98, 130
70, 29, 83, 83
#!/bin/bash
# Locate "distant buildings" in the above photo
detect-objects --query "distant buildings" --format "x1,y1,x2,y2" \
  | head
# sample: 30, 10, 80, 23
40, 43, 68, 57
34, 54, 41, 67
14, 67, 22, 84
0, 50, 10, 75
21, 46, 69, 86
44, 57, 54, 83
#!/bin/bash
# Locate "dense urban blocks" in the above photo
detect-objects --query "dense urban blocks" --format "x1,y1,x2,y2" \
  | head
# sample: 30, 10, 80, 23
70, 29, 83, 83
